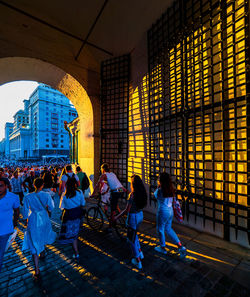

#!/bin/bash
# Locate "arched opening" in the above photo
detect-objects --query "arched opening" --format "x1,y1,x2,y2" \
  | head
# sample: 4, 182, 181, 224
0, 57, 97, 180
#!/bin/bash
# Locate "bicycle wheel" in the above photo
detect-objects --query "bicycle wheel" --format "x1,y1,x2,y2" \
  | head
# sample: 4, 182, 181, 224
87, 207, 104, 231
114, 213, 127, 239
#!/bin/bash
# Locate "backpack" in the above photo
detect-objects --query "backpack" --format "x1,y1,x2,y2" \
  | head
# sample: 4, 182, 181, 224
81, 173, 90, 191
66, 173, 77, 185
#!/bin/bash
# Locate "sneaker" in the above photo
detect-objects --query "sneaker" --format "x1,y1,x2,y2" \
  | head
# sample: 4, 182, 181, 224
139, 251, 144, 260
131, 258, 142, 269
154, 246, 167, 255
178, 246, 187, 259
73, 254, 79, 260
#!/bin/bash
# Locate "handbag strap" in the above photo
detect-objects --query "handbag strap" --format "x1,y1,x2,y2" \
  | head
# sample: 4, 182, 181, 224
35, 192, 47, 212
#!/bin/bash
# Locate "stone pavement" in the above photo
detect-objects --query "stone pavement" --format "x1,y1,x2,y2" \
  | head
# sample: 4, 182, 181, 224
0, 196, 250, 297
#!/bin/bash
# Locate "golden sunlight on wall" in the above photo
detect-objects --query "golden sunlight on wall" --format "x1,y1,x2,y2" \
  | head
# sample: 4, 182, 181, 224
148, 0, 247, 211
128, 75, 150, 188
182, 1, 247, 207
56, 74, 94, 178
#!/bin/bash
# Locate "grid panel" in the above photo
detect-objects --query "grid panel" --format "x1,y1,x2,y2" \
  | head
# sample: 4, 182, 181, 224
100, 55, 130, 188
148, 0, 249, 243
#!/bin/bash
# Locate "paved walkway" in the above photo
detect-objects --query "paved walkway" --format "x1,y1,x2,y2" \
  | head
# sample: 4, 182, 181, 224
0, 196, 249, 297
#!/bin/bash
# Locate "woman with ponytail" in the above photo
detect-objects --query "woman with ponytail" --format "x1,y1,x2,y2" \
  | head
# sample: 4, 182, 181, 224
115, 174, 147, 269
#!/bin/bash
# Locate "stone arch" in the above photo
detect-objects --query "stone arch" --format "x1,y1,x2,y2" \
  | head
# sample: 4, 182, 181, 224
0, 57, 98, 179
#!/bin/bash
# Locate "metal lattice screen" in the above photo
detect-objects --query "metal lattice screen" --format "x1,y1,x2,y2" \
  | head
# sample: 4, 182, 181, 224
100, 55, 130, 188
148, 0, 249, 243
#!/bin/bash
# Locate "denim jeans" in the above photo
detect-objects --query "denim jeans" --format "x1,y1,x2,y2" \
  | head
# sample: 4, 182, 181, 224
127, 211, 143, 258
157, 207, 180, 247
0, 234, 10, 273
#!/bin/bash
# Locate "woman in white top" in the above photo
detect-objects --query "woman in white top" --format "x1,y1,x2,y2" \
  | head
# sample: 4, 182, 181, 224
154, 172, 186, 258
59, 176, 85, 259
22, 178, 56, 280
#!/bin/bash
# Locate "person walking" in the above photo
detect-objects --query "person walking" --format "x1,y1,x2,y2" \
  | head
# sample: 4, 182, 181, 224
58, 177, 85, 260
42, 169, 55, 200
0, 178, 19, 273
154, 172, 187, 258
115, 175, 147, 269
22, 178, 56, 280
58, 176, 85, 259
76, 166, 89, 195
10, 170, 24, 205
59, 165, 80, 196
22, 170, 35, 193
0, 168, 12, 192
91, 163, 127, 232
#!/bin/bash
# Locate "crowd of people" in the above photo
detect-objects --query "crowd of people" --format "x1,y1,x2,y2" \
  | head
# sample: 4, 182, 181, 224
0, 162, 187, 279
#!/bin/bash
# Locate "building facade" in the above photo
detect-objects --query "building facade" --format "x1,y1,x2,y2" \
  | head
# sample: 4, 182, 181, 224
6, 83, 77, 160
4, 122, 13, 157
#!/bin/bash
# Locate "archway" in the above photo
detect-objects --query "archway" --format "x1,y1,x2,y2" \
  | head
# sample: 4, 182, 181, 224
0, 57, 98, 180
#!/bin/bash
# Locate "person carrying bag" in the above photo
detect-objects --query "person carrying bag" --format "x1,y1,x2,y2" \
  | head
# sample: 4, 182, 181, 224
22, 178, 56, 280
58, 176, 85, 260
154, 172, 187, 259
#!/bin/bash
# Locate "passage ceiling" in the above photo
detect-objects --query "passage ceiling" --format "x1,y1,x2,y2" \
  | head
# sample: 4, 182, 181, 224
0, 0, 173, 72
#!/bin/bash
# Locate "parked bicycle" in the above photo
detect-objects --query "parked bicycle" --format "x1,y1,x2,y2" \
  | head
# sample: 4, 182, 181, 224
86, 194, 127, 238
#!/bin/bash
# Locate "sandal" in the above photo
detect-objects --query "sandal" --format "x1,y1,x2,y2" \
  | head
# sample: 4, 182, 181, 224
39, 251, 46, 260
33, 270, 41, 282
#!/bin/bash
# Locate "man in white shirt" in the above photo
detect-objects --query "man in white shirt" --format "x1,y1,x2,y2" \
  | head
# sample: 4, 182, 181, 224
92, 163, 127, 232
0, 178, 20, 273
59, 165, 80, 196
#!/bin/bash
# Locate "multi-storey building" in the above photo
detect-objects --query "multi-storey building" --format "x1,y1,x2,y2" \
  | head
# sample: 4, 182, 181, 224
0, 138, 5, 155
4, 122, 13, 157
29, 84, 77, 158
6, 83, 77, 160
13, 102, 29, 131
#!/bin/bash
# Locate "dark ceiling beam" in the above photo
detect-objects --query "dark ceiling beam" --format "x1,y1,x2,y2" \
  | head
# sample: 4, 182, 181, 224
75, 0, 109, 61
0, 0, 113, 56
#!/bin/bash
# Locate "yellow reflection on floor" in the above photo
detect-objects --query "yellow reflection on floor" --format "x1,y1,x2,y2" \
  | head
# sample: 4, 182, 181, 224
17, 218, 106, 296
12, 229, 33, 275
138, 232, 234, 266
46, 246, 106, 296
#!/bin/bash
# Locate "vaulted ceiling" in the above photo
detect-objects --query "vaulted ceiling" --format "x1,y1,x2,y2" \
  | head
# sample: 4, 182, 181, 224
0, 0, 173, 73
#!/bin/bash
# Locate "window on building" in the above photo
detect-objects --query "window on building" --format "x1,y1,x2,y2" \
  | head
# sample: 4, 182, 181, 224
51, 133, 58, 148
51, 113, 58, 118
61, 145, 63, 148
46, 139, 49, 142
46, 145, 49, 148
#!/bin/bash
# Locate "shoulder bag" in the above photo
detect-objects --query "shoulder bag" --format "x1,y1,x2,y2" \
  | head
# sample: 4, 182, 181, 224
173, 197, 183, 223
